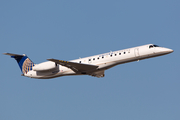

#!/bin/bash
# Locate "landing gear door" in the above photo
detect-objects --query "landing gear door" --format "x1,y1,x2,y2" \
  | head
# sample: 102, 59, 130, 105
134, 48, 140, 57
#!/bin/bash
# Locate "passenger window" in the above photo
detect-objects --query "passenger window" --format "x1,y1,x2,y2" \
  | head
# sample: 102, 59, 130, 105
115, 54, 116, 56
93, 58, 95, 60
119, 53, 121, 55
102, 56, 104, 59
97, 57, 99, 60
124, 52, 126, 54
110, 55, 112, 57
89, 59, 91, 61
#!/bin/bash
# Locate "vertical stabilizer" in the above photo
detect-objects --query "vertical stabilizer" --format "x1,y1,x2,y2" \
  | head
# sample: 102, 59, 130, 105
4, 53, 35, 74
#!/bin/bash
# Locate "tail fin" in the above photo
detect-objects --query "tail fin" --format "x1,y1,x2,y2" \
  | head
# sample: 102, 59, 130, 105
4, 53, 35, 74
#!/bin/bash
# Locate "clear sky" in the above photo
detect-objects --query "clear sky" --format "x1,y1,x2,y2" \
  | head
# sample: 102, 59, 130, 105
0, 0, 179, 120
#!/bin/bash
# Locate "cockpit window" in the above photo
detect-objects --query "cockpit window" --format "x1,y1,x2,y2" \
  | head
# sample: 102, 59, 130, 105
149, 44, 159, 48
153, 45, 159, 47
149, 45, 153, 48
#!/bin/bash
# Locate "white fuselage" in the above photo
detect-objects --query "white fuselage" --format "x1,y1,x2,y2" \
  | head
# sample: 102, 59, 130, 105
25, 44, 173, 79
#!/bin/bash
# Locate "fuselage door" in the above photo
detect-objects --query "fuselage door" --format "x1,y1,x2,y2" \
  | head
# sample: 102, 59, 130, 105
149, 45, 155, 54
134, 48, 140, 57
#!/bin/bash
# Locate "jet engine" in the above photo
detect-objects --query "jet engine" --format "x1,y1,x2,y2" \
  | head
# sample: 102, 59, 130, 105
33, 61, 57, 71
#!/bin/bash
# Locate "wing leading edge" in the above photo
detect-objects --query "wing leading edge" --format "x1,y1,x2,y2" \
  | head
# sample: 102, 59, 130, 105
47, 58, 98, 74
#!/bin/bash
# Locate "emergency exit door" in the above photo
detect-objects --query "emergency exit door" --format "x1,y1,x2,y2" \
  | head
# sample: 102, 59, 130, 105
134, 48, 140, 57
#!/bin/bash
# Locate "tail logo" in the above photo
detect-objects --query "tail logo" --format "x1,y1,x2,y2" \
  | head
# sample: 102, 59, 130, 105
4, 53, 35, 74
22, 58, 35, 74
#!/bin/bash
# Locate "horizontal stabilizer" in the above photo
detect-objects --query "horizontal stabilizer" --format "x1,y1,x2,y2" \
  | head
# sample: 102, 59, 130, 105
3, 53, 25, 57
47, 58, 98, 73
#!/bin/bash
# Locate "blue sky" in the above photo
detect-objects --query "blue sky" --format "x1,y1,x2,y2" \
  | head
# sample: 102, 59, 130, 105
0, 0, 179, 120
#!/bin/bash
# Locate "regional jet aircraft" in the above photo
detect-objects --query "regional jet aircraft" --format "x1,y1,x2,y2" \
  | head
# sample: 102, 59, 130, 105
4, 44, 173, 79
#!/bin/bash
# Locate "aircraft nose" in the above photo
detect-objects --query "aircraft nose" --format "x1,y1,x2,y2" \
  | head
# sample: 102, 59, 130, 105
161, 48, 174, 53
166, 48, 174, 53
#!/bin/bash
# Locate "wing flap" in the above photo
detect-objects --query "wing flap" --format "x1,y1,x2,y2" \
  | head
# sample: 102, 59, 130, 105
47, 59, 98, 73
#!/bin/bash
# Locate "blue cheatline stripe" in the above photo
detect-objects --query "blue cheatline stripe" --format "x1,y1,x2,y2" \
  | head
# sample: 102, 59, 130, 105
18, 56, 28, 72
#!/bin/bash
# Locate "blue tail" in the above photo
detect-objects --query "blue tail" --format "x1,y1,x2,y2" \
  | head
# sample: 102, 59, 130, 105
4, 53, 35, 74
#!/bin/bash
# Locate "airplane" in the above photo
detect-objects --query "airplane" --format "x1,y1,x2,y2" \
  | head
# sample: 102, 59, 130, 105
4, 44, 173, 79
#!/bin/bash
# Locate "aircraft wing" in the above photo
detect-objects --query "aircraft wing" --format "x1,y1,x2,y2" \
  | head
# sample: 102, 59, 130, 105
47, 58, 98, 73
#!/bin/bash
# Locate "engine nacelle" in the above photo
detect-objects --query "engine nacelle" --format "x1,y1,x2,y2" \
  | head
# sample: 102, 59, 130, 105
33, 61, 57, 71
